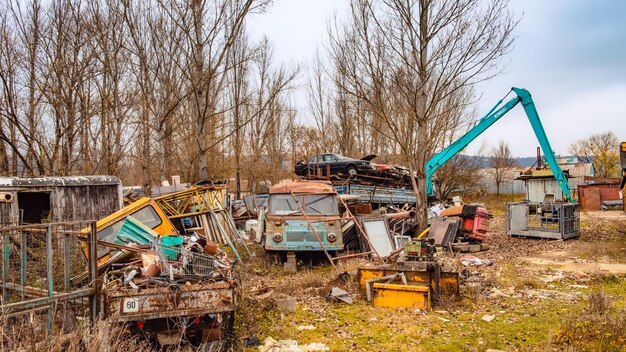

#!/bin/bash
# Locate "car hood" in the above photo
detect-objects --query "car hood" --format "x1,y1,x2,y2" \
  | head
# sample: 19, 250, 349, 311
360, 154, 377, 161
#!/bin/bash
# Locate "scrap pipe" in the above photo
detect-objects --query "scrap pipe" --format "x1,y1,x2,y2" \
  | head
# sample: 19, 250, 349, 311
2, 288, 95, 314
385, 210, 416, 220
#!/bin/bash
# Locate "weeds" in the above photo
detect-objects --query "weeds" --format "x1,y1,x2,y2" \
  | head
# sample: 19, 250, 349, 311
554, 292, 626, 351
0, 318, 152, 352
586, 291, 612, 315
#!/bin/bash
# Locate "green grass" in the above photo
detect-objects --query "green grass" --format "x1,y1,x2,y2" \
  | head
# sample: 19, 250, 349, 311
243, 294, 574, 351
240, 269, 626, 351
238, 214, 626, 351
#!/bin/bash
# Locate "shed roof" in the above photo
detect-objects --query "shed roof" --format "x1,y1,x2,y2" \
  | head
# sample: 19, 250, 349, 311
0, 175, 121, 188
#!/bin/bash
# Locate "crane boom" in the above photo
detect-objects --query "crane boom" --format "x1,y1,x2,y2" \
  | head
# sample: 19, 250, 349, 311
425, 87, 574, 203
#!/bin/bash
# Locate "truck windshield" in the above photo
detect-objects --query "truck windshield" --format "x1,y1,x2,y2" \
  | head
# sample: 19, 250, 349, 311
269, 194, 338, 216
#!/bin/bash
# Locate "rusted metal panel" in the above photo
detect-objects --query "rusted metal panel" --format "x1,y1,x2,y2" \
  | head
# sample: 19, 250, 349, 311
269, 181, 334, 195
579, 184, 620, 210
0, 201, 18, 225
579, 187, 601, 210
599, 186, 620, 201
583, 176, 620, 185
105, 281, 236, 322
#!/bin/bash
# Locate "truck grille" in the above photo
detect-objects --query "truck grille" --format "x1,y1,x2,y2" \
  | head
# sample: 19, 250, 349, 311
286, 231, 325, 242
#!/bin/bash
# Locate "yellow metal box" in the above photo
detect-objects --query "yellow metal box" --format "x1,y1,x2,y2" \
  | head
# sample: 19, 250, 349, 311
531, 169, 554, 177
372, 283, 430, 309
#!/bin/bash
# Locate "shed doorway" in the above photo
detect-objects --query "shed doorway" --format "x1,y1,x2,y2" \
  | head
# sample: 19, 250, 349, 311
17, 192, 52, 224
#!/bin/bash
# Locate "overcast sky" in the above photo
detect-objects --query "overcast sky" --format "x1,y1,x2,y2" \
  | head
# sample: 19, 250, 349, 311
248, 0, 626, 157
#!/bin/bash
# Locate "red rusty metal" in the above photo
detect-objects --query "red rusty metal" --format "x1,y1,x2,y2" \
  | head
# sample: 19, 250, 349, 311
269, 181, 335, 195
105, 281, 236, 323
385, 210, 416, 220
579, 184, 620, 210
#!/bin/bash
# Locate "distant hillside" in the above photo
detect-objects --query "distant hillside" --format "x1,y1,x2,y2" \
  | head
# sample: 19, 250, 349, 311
457, 155, 573, 168
514, 157, 540, 167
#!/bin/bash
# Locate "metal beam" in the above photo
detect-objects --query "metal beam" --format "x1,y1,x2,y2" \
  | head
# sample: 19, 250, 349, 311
1, 288, 95, 314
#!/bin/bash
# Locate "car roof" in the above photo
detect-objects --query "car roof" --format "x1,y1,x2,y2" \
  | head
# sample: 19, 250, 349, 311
269, 181, 336, 194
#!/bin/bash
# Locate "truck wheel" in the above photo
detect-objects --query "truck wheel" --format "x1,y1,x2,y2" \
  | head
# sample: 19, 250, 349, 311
273, 251, 286, 265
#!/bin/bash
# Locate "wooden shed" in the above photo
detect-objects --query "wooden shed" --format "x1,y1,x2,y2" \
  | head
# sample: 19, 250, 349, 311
0, 176, 122, 226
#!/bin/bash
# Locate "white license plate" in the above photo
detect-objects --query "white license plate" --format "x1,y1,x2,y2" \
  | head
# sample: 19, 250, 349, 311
122, 298, 139, 313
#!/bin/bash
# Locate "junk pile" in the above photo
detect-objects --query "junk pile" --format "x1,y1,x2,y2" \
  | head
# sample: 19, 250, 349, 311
343, 205, 418, 255
102, 232, 238, 348
232, 194, 268, 222
429, 204, 492, 253
80, 192, 242, 348
105, 235, 233, 290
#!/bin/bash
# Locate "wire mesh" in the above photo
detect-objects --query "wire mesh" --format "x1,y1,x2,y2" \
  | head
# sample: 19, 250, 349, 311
152, 240, 232, 281
0, 221, 97, 339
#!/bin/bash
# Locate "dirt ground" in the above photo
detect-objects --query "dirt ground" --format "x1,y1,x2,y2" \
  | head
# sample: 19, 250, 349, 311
236, 211, 626, 351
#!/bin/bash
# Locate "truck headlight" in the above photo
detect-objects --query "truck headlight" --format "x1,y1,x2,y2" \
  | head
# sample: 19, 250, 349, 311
273, 233, 283, 242
327, 233, 337, 242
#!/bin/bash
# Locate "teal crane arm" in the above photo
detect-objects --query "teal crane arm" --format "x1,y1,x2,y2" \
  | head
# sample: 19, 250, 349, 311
425, 87, 574, 203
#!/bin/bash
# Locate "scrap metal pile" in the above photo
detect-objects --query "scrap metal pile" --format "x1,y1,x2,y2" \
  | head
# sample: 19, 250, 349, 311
105, 236, 234, 291
428, 204, 492, 253
342, 203, 492, 258
101, 234, 238, 348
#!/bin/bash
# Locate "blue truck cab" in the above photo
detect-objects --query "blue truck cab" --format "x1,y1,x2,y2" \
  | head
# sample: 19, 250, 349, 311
263, 181, 344, 253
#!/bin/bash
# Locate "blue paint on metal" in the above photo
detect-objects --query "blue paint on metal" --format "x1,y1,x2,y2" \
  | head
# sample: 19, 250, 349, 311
46, 224, 53, 335
265, 220, 344, 252
20, 234, 27, 301
513, 88, 573, 202
64, 234, 70, 291
2, 232, 9, 303
334, 184, 417, 205
425, 87, 574, 203
115, 216, 159, 245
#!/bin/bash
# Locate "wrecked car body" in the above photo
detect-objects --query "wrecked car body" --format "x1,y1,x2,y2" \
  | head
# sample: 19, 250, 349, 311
294, 153, 375, 177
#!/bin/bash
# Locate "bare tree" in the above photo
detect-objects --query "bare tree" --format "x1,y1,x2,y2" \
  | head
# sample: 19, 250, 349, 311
489, 140, 517, 197
434, 144, 487, 200
306, 53, 338, 155
328, 0, 517, 229
242, 40, 298, 188
0, 0, 297, 192
569, 131, 620, 178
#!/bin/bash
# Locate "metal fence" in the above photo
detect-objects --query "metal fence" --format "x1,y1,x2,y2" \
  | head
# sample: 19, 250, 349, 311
0, 221, 99, 338
505, 202, 580, 240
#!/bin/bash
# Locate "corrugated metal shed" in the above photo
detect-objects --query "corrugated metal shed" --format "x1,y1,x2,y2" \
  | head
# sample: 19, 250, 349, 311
561, 163, 594, 191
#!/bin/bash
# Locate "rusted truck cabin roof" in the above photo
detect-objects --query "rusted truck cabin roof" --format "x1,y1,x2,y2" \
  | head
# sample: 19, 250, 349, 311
0, 175, 121, 188
269, 181, 335, 195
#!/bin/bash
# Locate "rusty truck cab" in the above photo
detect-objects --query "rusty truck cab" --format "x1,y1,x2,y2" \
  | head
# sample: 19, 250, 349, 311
264, 181, 344, 254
